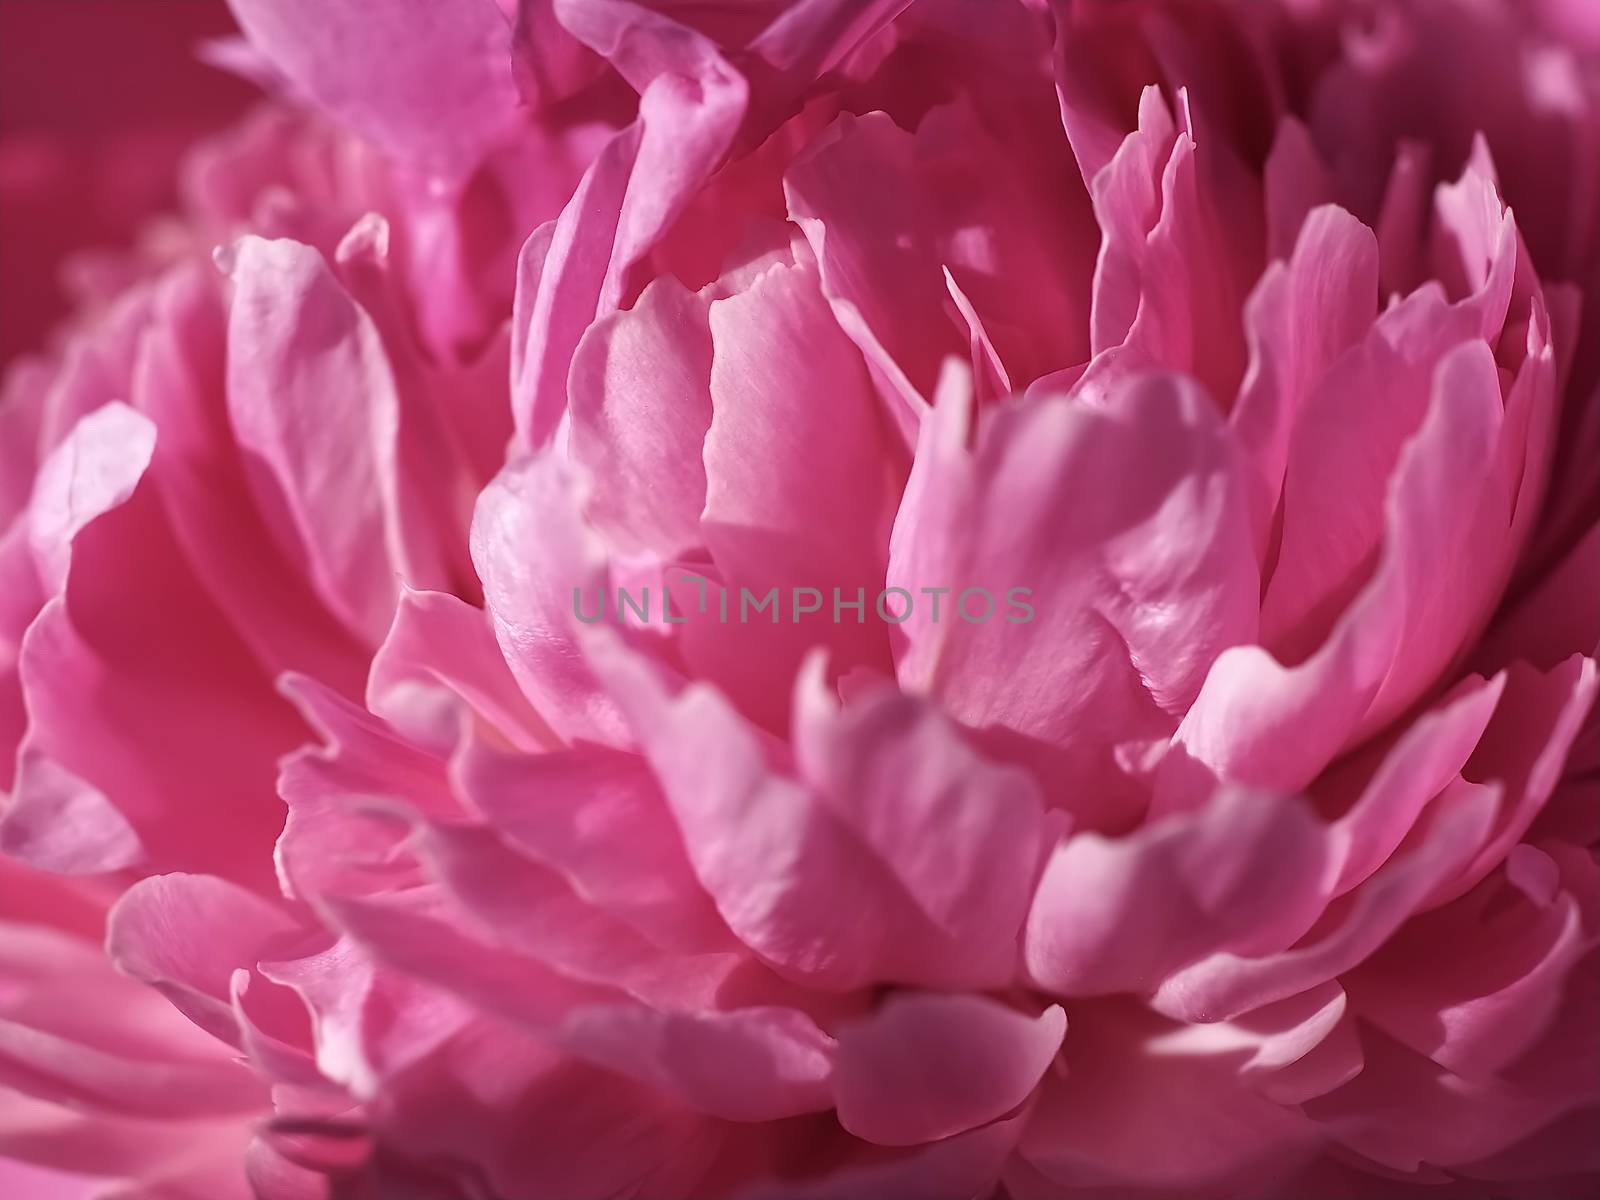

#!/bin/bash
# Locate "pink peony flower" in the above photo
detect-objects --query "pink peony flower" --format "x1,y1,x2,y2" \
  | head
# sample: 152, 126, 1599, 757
2, 1, 1598, 1197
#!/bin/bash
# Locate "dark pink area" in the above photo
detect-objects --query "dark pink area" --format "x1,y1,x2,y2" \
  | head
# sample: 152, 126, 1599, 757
0, 0, 255, 365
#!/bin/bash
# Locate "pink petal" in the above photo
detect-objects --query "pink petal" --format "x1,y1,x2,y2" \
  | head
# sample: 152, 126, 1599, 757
1347, 845, 1597, 1080
367, 587, 553, 756
224, 236, 404, 646
134, 262, 368, 698
458, 740, 730, 954
226, 0, 521, 180
106, 874, 303, 1052
890, 370, 1257, 828
1025, 789, 1331, 998
567, 276, 714, 560
785, 104, 1092, 408
833, 994, 1063, 1146
7, 429, 304, 882
683, 259, 899, 727
1232, 204, 1380, 555
1319, 671, 1507, 896
1019, 1001, 1316, 1192
1434, 655, 1599, 904
510, 4, 748, 448
1152, 784, 1501, 1022
591, 637, 1046, 990
1169, 334, 1526, 796
560, 1003, 834, 1122
470, 450, 627, 745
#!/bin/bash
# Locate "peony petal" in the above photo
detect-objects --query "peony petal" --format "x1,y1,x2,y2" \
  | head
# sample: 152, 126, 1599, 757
471, 450, 627, 745
890, 370, 1257, 829
567, 276, 714, 561
684, 259, 900, 727
367, 587, 553, 756
133, 262, 369, 698
1152, 784, 1501, 1022
560, 1003, 834, 1122
785, 103, 1092, 409
1232, 204, 1380, 555
1319, 671, 1507, 896
1169, 333, 1527, 796
1434, 655, 1599, 904
1025, 789, 1331, 998
7, 406, 305, 882
591, 636, 1047, 991
1080, 86, 1263, 405
833, 994, 1063, 1146
1347, 845, 1597, 1081
106, 874, 305, 1056
1019, 1000, 1316, 1192
224, 236, 405, 646
510, 3, 749, 448
225, 0, 521, 180
458, 740, 729, 955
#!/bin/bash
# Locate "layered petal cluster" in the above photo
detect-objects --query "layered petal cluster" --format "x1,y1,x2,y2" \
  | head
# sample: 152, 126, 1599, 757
2, 1, 1598, 1198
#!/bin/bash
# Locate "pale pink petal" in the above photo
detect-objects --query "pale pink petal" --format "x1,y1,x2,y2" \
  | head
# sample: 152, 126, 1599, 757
683, 259, 899, 727
1169, 333, 1528, 796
